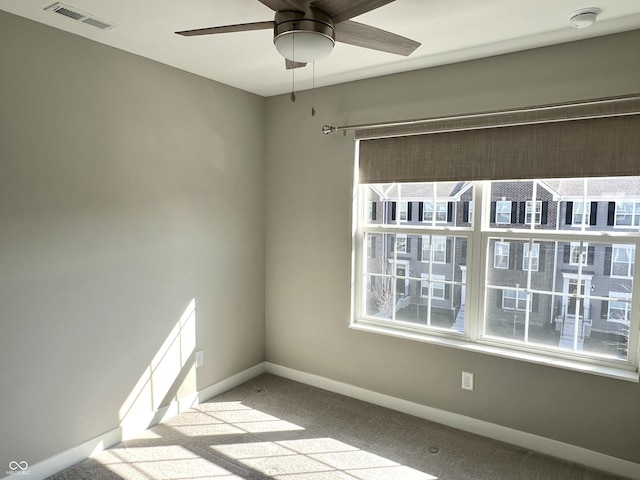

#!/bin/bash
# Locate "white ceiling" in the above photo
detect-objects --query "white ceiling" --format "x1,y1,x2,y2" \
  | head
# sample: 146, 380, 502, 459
2, 0, 640, 97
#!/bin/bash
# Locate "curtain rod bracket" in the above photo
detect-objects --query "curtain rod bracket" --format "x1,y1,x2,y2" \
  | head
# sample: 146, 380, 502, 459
322, 125, 337, 135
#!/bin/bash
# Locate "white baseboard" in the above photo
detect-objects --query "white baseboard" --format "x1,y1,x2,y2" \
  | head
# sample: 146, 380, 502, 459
264, 362, 640, 480
5, 362, 267, 480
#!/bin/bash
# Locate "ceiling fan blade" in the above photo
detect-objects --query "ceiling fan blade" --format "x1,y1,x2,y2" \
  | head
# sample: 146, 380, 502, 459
285, 59, 307, 70
257, 0, 303, 11
335, 20, 420, 56
311, 0, 396, 24
176, 21, 274, 37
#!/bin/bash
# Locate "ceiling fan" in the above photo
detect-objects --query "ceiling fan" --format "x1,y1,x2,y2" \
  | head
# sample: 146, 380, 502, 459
176, 0, 421, 70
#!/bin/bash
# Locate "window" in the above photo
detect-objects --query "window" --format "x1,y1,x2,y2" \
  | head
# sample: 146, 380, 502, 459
423, 201, 448, 223
495, 201, 511, 224
494, 242, 509, 269
356, 177, 640, 377
420, 274, 445, 299
611, 244, 635, 278
525, 201, 542, 225
502, 289, 530, 311
523, 242, 540, 271
569, 242, 588, 265
421, 235, 447, 263
572, 202, 590, 225
396, 234, 407, 254
399, 202, 409, 221
608, 291, 632, 324
615, 202, 640, 227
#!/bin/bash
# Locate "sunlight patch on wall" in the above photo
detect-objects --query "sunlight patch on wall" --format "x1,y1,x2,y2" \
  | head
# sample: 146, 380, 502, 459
118, 298, 198, 437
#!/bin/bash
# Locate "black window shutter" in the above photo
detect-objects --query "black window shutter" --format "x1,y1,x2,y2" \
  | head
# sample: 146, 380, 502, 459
463, 202, 469, 223
604, 246, 612, 274
508, 243, 516, 269
406, 236, 412, 253
538, 244, 545, 272
447, 202, 454, 223
418, 202, 424, 221
518, 202, 526, 224
490, 202, 496, 223
390, 235, 395, 252
391, 202, 397, 221
497, 290, 503, 307
565, 202, 574, 225
589, 202, 598, 226
601, 300, 609, 319
445, 284, 451, 300
607, 202, 616, 226
532, 293, 539, 313
371, 202, 377, 221
417, 237, 423, 260
446, 238, 452, 263
511, 201, 518, 223
407, 202, 413, 221
563, 244, 570, 263
587, 246, 595, 265
541, 202, 549, 225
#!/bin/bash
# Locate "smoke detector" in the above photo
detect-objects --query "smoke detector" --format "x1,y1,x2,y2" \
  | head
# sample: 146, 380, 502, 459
569, 8, 601, 28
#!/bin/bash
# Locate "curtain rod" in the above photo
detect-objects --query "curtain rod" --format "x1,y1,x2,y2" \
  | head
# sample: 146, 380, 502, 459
321, 94, 640, 135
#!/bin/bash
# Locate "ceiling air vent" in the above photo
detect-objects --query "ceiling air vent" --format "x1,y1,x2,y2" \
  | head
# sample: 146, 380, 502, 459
44, 2, 116, 30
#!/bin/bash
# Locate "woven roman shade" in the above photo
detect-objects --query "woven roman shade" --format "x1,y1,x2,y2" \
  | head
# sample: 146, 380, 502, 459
356, 95, 640, 184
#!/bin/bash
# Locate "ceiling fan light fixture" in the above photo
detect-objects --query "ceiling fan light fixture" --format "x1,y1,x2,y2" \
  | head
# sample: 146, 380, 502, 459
274, 30, 335, 62
273, 9, 335, 63
569, 8, 601, 28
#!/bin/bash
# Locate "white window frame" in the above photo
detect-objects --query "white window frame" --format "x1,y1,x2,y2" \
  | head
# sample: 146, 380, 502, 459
569, 242, 588, 266
525, 200, 542, 225
423, 201, 448, 223
614, 201, 640, 227
523, 242, 540, 271
421, 235, 447, 263
398, 201, 409, 221
354, 179, 640, 382
572, 201, 590, 226
608, 291, 631, 325
420, 274, 445, 300
495, 200, 511, 224
493, 241, 509, 269
611, 244, 635, 278
395, 233, 407, 254
502, 288, 531, 311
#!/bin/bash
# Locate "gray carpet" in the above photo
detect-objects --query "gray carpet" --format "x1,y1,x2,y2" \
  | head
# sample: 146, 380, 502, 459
48, 374, 628, 480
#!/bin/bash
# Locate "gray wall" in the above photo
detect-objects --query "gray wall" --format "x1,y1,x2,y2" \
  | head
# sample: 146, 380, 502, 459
264, 30, 640, 463
0, 11, 265, 470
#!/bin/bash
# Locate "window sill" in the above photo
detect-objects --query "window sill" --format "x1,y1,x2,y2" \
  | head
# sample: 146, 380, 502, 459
349, 321, 639, 383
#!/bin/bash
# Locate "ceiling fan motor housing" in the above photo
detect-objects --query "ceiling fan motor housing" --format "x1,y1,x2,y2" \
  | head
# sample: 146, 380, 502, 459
274, 8, 335, 63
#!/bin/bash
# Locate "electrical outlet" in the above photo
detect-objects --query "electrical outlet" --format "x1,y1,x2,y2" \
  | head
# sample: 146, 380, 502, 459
195, 350, 204, 368
462, 371, 474, 391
